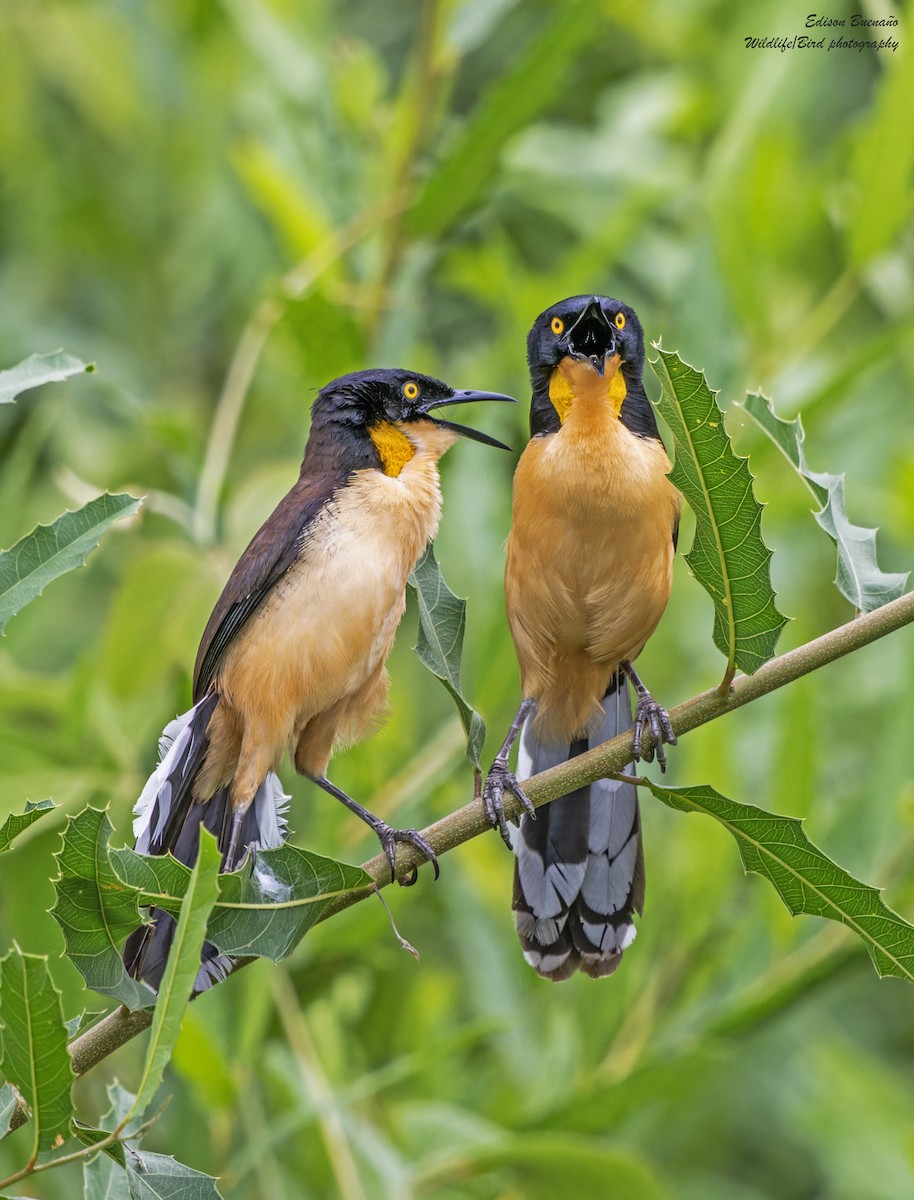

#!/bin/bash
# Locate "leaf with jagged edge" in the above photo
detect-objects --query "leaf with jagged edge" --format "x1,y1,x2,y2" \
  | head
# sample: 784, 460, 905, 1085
0, 1083, 18, 1139
51, 807, 156, 1011
52, 808, 373, 1010
643, 780, 914, 984
0, 800, 55, 854
0, 948, 75, 1156
650, 346, 788, 678
0, 493, 141, 635
409, 542, 486, 768
0, 350, 94, 405
124, 1149, 224, 1200
741, 391, 908, 611
112, 841, 373, 959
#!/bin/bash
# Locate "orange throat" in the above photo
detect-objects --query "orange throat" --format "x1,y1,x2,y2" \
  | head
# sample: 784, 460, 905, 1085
548, 353, 626, 423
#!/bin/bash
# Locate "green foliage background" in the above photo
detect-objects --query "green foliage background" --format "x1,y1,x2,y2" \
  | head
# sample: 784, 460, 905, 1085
2, 1, 913, 1196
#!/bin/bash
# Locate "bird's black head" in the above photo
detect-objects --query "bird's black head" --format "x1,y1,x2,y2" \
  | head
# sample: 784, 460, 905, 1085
527, 295, 655, 438
305, 368, 514, 478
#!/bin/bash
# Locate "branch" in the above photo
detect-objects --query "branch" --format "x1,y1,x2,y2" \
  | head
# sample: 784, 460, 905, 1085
37, 590, 914, 1106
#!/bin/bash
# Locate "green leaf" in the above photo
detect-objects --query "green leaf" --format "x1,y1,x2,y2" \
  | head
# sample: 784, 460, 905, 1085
0, 800, 55, 854
0, 493, 142, 636
205, 846, 372, 959
0, 947, 75, 1156
64, 1009, 106, 1039
124, 831, 221, 1124
650, 346, 788, 676
643, 779, 914, 985
113, 842, 373, 958
408, 542, 486, 768
847, 50, 914, 267
408, 0, 597, 236
0, 351, 94, 405
124, 1149, 224, 1200
0, 1082, 18, 1139
51, 807, 157, 1011
52, 807, 373, 1009
741, 391, 908, 611
80, 1084, 150, 1200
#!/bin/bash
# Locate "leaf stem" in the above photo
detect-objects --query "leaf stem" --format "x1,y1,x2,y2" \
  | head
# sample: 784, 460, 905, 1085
16, 588, 914, 1106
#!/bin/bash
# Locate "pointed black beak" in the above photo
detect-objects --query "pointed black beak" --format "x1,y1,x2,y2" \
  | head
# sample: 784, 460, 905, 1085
419, 390, 516, 450
564, 297, 616, 375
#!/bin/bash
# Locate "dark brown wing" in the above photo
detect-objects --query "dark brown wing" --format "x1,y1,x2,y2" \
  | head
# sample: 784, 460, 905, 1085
192, 468, 350, 700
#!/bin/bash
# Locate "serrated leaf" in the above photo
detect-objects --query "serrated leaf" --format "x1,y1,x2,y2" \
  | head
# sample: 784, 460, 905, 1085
51, 807, 156, 1011
52, 807, 372, 1009
741, 391, 908, 611
0, 800, 55, 854
0, 351, 94, 405
408, 542, 486, 768
64, 1009, 106, 1039
643, 780, 914, 985
650, 347, 788, 676
0, 1083, 18, 1139
0, 493, 141, 636
80, 1084, 143, 1200
0, 948, 75, 1156
205, 845, 373, 959
125, 1149, 224, 1200
125, 831, 221, 1124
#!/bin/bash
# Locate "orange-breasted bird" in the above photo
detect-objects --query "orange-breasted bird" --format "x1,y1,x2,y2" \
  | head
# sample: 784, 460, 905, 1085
483, 295, 681, 980
124, 368, 513, 990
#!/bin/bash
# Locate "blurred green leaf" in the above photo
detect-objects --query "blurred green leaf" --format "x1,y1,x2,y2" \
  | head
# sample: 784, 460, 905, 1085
643, 779, 914, 986
126, 831, 221, 1124
0, 947, 75, 1156
0, 1083, 17, 1139
51, 807, 156, 1011
64, 1010, 105, 1040
409, 0, 598, 236
741, 391, 908, 611
650, 347, 788, 676
0, 800, 55, 855
416, 1131, 670, 1198
0, 494, 141, 636
0, 351, 94, 405
409, 542, 486, 769
847, 50, 914, 267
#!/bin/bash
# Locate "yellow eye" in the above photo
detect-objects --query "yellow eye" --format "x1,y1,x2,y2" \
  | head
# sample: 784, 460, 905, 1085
403, 381, 419, 400
550, 317, 564, 336
614, 312, 626, 330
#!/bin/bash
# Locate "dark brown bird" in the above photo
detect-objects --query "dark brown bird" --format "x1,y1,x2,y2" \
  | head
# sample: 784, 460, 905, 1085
125, 368, 513, 990
483, 296, 680, 980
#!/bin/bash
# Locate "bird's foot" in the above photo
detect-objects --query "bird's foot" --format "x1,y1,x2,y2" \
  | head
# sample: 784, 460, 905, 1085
375, 823, 439, 888
632, 692, 677, 771
482, 760, 535, 849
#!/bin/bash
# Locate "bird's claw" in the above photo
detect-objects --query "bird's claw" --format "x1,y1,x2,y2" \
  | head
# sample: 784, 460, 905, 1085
377, 825, 439, 887
482, 761, 535, 849
632, 694, 677, 772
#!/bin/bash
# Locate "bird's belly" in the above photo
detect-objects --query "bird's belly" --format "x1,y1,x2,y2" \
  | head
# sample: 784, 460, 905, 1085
506, 420, 679, 712
220, 468, 438, 742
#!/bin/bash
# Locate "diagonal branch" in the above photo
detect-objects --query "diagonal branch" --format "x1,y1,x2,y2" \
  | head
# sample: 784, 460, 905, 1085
28, 588, 914, 1111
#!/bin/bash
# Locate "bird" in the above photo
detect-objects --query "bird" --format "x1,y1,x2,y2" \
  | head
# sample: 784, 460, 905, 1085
123, 367, 514, 990
482, 295, 681, 981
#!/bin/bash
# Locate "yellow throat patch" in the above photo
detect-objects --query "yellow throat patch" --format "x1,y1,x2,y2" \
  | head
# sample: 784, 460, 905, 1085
548, 355, 627, 422
370, 421, 416, 477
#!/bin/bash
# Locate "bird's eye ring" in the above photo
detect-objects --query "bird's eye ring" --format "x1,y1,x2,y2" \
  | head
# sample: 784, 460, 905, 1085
614, 312, 626, 330
403, 381, 419, 400
550, 317, 564, 336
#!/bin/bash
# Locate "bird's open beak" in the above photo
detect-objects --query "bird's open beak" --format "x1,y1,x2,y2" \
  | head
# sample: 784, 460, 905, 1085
419, 390, 516, 450
564, 298, 617, 377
